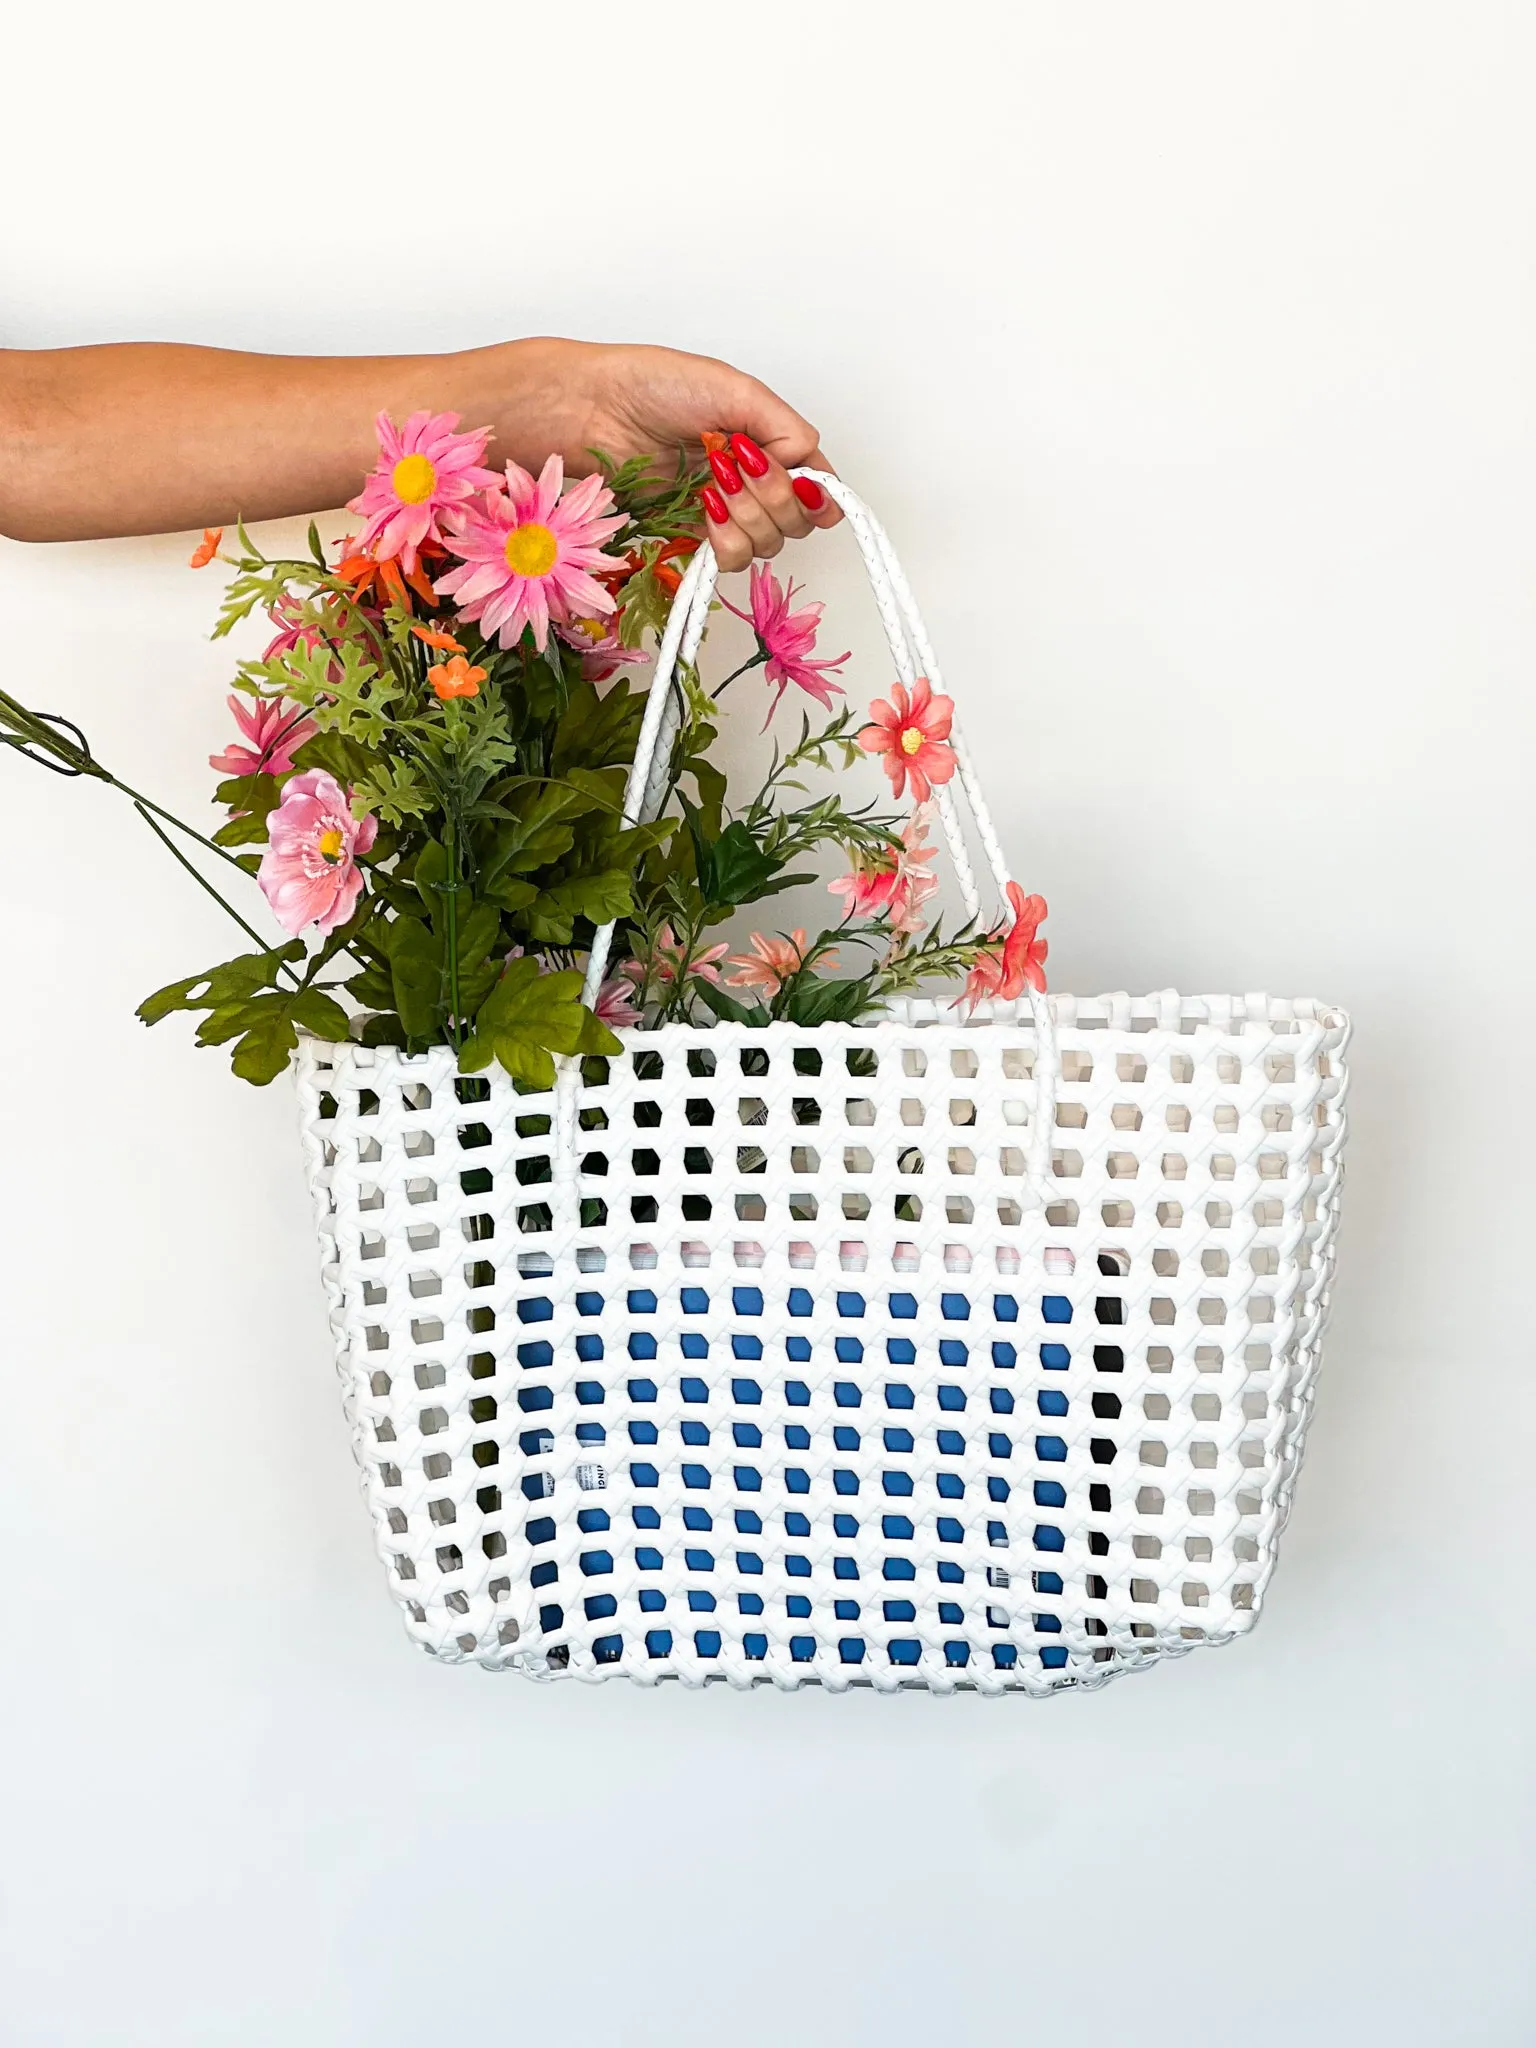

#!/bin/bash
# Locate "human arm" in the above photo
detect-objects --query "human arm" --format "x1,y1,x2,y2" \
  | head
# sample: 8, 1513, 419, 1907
0, 335, 841, 557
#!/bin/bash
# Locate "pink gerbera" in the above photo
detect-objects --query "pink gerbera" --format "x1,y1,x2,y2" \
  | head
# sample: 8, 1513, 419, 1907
726, 929, 839, 997
721, 563, 850, 728
346, 411, 501, 573
436, 456, 628, 653
828, 805, 939, 934
258, 770, 378, 936
857, 676, 957, 804
209, 694, 317, 781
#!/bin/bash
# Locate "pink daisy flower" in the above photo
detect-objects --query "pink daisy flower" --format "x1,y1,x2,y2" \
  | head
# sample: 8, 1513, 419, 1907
258, 770, 377, 936
857, 676, 958, 804
721, 563, 850, 728
726, 929, 839, 997
436, 456, 628, 653
346, 411, 501, 574
209, 694, 317, 782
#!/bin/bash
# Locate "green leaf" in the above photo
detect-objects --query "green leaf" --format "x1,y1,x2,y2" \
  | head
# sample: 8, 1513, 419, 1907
291, 730, 379, 790
373, 914, 443, 1040
480, 783, 598, 883
213, 773, 283, 818
460, 956, 619, 1090
779, 975, 876, 1028
307, 520, 327, 570
552, 677, 646, 774
525, 869, 634, 945
684, 805, 796, 908
485, 875, 539, 914
693, 978, 771, 1028
136, 944, 303, 1027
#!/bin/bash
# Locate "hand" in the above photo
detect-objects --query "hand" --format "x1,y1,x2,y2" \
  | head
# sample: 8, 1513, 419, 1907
489, 338, 843, 570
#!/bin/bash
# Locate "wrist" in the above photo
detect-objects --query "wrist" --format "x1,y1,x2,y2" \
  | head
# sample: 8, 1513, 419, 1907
447, 335, 608, 476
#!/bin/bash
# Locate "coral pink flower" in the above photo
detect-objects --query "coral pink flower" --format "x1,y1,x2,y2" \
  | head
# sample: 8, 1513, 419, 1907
189, 527, 223, 569
622, 924, 729, 989
721, 563, 850, 727
209, 695, 317, 781
436, 456, 627, 653
594, 975, 642, 1029
829, 805, 939, 934
558, 613, 649, 684
857, 676, 957, 803
727, 929, 838, 997
960, 883, 1049, 1010
347, 411, 501, 574
258, 770, 378, 936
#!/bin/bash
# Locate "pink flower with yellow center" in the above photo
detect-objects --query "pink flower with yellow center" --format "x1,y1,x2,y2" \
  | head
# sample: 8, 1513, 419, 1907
436, 456, 627, 653
726, 929, 839, 997
720, 562, 850, 727
959, 883, 1049, 1010
209, 694, 317, 782
346, 411, 501, 574
258, 769, 378, 936
828, 805, 939, 934
857, 676, 958, 804
558, 613, 650, 683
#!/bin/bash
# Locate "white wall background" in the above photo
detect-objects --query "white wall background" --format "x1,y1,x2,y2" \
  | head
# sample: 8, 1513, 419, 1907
2, 4, 1532, 2041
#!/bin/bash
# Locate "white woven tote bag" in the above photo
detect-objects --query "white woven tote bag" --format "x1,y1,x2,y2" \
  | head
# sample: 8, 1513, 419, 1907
296, 473, 1350, 1696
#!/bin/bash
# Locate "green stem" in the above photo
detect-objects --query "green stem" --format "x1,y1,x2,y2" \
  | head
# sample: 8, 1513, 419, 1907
444, 817, 464, 1053
710, 649, 767, 700
132, 803, 298, 976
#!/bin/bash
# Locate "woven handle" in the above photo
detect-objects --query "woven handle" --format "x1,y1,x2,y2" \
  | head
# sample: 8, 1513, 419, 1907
571, 470, 1059, 1192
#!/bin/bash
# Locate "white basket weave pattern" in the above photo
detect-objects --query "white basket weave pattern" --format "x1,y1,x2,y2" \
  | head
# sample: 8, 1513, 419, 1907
297, 988, 1348, 1695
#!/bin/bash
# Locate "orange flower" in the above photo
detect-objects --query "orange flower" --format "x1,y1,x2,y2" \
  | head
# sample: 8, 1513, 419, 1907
189, 527, 223, 569
700, 430, 730, 456
411, 624, 466, 653
428, 654, 487, 701
333, 536, 443, 612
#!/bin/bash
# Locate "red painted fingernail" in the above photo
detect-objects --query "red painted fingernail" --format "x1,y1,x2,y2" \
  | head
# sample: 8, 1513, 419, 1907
792, 477, 826, 511
708, 449, 743, 495
729, 433, 770, 478
701, 486, 730, 525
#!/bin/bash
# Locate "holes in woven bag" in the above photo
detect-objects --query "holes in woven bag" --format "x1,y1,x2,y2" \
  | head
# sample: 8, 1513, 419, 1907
683, 1098, 715, 1129
1100, 1200, 1133, 1229
358, 1182, 384, 1213
1001, 1047, 1033, 1079
948, 1147, 976, 1176
1045, 1199, 1078, 1228
633, 1100, 662, 1130
633, 1050, 663, 1081
1116, 1054, 1147, 1083
409, 1271, 443, 1299
947, 1048, 976, 1079
1156, 1200, 1182, 1228
688, 1048, 717, 1077
1195, 1346, 1223, 1373
997, 1198, 1023, 1226
902, 1048, 927, 1077
1198, 1299, 1227, 1326
735, 1096, 767, 1127
355, 1089, 380, 1118
843, 1147, 874, 1175
406, 1223, 441, 1253
845, 1098, 875, 1127
847, 1047, 877, 1078
1253, 1197, 1284, 1227
740, 1047, 770, 1078
1142, 1392, 1170, 1421
1169, 1053, 1194, 1085
412, 1318, 444, 1346
403, 1130, 435, 1159
1000, 1147, 1024, 1177
1107, 1152, 1139, 1180
1056, 1102, 1086, 1129
358, 1138, 382, 1164
360, 1231, 386, 1263
735, 1146, 765, 1176
1164, 1105, 1191, 1133
946, 1196, 974, 1224
791, 1047, 822, 1076
1132, 1533, 1161, 1560
789, 1192, 819, 1220
1053, 1151, 1083, 1178
843, 1193, 872, 1221
1110, 1104, 1142, 1132
736, 1194, 767, 1222
1265, 1052, 1296, 1083
1136, 1487, 1164, 1515
455, 1077, 490, 1105
791, 1145, 821, 1174
1217, 1053, 1242, 1084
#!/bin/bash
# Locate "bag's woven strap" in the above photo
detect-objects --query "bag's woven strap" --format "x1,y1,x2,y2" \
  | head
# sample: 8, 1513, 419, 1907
571, 469, 1059, 1196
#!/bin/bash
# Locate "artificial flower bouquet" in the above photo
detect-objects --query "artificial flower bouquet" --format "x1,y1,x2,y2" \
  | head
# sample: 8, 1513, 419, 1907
0, 412, 1047, 1079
